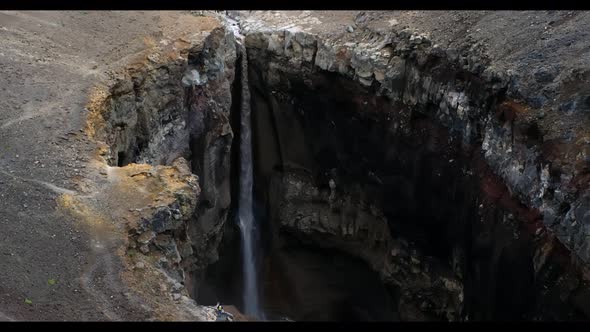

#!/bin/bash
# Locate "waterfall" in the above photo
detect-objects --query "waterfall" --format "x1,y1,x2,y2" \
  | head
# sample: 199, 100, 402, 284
236, 43, 262, 319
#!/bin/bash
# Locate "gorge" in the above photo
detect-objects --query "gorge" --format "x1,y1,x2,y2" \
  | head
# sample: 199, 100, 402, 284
99, 11, 590, 321
1, 10, 589, 322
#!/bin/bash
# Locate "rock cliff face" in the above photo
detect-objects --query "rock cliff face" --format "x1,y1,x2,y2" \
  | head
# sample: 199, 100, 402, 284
83, 22, 237, 317
238, 11, 590, 320
183, 26, 236, 298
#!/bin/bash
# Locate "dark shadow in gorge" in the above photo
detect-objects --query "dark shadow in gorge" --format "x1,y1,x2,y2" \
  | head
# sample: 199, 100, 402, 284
195, 49, 268, 316
245, 57, 586, 320
262, 232, 399, 321
84, 26, 590, 320
197, 44, 590, 321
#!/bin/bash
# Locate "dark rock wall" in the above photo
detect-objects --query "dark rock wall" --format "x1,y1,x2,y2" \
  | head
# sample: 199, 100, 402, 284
99, 54, 191, 167
183, 27, 237, 297
244, 28, 590, 320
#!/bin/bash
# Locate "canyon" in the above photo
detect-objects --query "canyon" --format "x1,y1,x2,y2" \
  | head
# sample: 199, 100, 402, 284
0, 10, 589, 321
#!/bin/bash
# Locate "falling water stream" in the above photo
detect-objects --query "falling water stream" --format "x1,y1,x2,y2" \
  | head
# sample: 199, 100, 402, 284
236, 40, 262, 319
